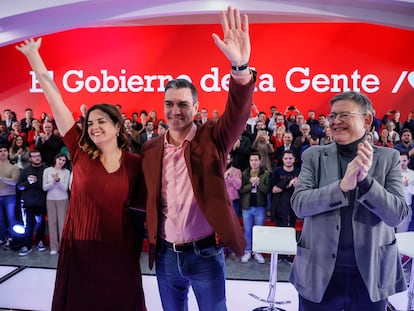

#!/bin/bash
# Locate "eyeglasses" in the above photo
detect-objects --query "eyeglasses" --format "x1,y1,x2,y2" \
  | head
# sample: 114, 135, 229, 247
328, 111, 366, 122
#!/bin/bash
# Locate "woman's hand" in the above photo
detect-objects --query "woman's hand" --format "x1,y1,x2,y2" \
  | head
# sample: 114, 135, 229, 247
16, 38, 42, 57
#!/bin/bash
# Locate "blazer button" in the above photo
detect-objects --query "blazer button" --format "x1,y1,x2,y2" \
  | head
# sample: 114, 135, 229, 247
331, 253, 336, 258
336, 225, 339, 230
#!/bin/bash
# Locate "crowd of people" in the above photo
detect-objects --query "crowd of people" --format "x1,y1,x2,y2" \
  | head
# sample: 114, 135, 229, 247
0, 5, 412, 311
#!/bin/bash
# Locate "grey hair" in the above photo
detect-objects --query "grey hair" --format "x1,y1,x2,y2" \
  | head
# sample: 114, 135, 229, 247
330, 91, 373, 114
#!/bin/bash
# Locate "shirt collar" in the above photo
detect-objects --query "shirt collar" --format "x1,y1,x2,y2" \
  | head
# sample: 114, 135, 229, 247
164, 122, 197, 147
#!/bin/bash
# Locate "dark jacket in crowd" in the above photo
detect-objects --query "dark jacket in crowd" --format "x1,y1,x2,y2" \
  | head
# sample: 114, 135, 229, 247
17, 164, 47, 208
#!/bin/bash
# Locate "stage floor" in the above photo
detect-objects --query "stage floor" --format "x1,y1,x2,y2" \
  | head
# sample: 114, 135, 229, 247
0, 265, 409, 311
0, 265, 300, 311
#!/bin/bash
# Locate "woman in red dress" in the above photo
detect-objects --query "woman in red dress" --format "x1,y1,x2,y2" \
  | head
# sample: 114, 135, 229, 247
17, 38, 146, 311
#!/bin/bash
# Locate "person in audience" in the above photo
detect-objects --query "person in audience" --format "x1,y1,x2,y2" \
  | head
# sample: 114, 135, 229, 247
16, 150, 47, 256
131, 111, 139, 130
246, 103, 260, 134
396, 151, 414, 232
310, 114, 327, 139
366, 121, 379, 143
299, 134, 319, 161
293, 123, 311, 150
157, 123, 168, 136
306, 109, 319, 128
39, 112, 49, 124
285, 109, 298, 137
0, 145, 19, 249
403, 109, 414, 137
375, 127, 394, 148
385, 120, 400, 143
124, 118, 142, 154
199, 107, 209, 124
394, 128, 414, 170
0, 121, 9, 147
273, 131, 299, 167
239, 151, 270, 264
7, 121, 27, 144
225, 153, 242, 219
370, 109, 382, 136
319, 126, 333, 145
289, 113, 306, 140
148, 109, 159, 127
366, 131, 374, 145
382, 109, 403, 135
252, 119, 267, 141
231, 134, 252, 172
212, 109, 220, 121
270, 125, 286, 150
17, 38, 146, 310
42, 152, 70, 255
290, 91, 408, 310
252, 129, 274, 171
20, 108, 34, 134
134, 110, 147, 132
35, 121, 65, 167
77, 104, 88, 126
140, 120, 158, 144
3, 109, 15, 131
275, 113, 286, 129
270, 150, 299, 228
26, 119, 42, 151
140, 6, 253, 310
9, 136, 30, 170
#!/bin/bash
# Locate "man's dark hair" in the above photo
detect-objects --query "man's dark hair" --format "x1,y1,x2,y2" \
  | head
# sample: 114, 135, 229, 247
165, 79, 198, 105
400, 151, 409, 158
29, 149, 41, 157
282, 149, 295, 158
249, 150, 261, 160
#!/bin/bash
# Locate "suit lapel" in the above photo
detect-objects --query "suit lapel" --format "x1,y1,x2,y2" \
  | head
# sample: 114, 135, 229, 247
369, 146, 379, 176
149, 138, 164, 202
321, 144, 340, 185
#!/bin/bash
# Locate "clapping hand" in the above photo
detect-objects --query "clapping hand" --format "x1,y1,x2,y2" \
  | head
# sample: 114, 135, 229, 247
340, 141, 373, 192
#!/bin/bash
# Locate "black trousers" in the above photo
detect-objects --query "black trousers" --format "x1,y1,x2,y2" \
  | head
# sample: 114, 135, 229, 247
21, 206, 46, 249
299, 266, 387, 311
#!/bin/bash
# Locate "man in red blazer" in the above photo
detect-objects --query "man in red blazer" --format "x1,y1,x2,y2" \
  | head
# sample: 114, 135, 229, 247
141, 6, 255, 311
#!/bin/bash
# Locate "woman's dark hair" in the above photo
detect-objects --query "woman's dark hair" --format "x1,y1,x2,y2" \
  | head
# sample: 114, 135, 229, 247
78, 103, 128, 159
53, 152, 68, 167
10, 135, 28, 153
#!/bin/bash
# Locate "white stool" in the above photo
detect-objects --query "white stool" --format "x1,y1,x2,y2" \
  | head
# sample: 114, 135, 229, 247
396, 232, 414, 311
250, 225, 297, 311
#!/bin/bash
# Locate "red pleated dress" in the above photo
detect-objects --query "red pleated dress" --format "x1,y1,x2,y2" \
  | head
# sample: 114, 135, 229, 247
51, 124, 146, 311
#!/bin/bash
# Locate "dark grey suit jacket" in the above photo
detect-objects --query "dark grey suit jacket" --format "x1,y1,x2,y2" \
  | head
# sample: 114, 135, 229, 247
289, 143, 408, 303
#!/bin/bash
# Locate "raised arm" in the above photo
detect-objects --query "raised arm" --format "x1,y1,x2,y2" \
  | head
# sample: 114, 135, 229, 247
212, 6, 251, 77
16, 38, 75, 136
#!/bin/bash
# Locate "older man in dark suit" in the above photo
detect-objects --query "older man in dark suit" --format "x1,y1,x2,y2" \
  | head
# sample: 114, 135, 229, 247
290, 91, 408, 310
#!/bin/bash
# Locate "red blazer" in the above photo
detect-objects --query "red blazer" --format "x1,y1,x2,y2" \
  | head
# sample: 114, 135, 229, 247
142, 74, 256, 269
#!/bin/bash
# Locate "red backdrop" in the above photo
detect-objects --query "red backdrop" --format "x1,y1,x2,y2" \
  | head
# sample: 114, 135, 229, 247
1, 23, 413, 121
